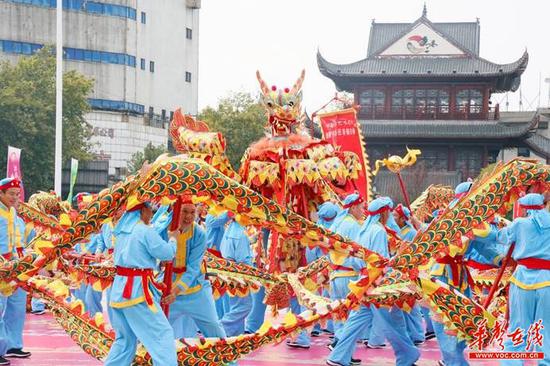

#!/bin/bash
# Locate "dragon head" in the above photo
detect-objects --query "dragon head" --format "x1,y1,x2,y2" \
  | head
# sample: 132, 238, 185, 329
256, 70, 305, 137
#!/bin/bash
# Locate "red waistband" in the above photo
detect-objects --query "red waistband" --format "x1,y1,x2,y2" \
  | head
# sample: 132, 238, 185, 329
115, 266, 163, 306
517, 257, 550, 270
207, 248, 222, 258
107, 248, 114, 255
465, 259, 498, 271
436, 255, 475, 289
173, 266, 186, 274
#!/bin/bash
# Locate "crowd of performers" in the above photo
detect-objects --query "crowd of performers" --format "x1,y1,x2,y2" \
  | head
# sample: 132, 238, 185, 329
1, 175, 549, 366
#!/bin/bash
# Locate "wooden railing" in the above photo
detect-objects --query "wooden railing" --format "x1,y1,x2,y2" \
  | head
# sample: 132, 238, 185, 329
359, 105, 499, 121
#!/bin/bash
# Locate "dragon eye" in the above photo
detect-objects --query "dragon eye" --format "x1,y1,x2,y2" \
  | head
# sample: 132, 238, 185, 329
266, 101, 273, 108
288, 101, 294, 107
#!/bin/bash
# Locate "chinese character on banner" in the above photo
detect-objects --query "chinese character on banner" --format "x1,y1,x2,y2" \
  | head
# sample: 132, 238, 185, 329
318, 108, 371, 200
489, 319, 508, 351
6, 146, 24, 200
469, 319, 489, 351
526, 319, 544, 351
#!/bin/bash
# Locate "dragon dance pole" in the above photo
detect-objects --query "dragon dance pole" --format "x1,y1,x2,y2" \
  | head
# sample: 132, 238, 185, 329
161, 196, 182, 316
395, 171, 412, 210
482, 200, 521, 309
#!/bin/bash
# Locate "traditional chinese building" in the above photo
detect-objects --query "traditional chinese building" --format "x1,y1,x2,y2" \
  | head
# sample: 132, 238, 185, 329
317, 6, 550, 199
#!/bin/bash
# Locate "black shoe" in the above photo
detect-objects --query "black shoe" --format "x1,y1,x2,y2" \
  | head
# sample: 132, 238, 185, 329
286, 340, 310, 349
414, 339, 425, 346
326, 360, 344, 366
437, 361, 446, 366
425, 331, 436, 340
311, 330, 321, 337
5, 349, 30, 358
350, 358, 361, 365
31, 309, 46, 315
327, 340, 337, 351
0, 356, 10, 365
322, 329, 334, 335
366, 343, 386, 349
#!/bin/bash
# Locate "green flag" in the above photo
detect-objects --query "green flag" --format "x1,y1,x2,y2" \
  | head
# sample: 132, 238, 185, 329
67, 158, 79, 202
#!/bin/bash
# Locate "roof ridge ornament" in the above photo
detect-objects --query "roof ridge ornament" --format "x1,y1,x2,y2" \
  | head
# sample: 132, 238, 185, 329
422, 2, 427, 18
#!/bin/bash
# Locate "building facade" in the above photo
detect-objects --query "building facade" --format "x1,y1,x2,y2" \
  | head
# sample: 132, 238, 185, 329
0, 0, 200, 179
318, 7, 550, 199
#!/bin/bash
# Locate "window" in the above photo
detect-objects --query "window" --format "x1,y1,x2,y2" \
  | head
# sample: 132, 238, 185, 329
141, 11, 146, 24
170, 111, 174, 121
140, 58, 145, 70
359, 89, 384, 114
63, 47, 137, 67
186, 28, 193, 40
185, 72, 192, 82
88, 99, 145, 114
517, 147, 531, 158
149, 61, 155, 72
456, 89, 483, 114
8, 0, 138, 21
148, 107, 154, 118
161, 109, 166, 120
1, 40, 44, 55
391, 88, 449, 117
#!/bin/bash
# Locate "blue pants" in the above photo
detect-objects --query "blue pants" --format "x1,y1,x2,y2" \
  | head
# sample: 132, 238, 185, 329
289, 297, 310, 346
328, 305, 371, 365
168, 283, 226, 338
245, 287, 266, 333
31, 297, 45, 312
104, 302, 177, 366
404, 305, 425, 343
72, 282, 87, 301
421, 306, 434, 334
85, 286, 103, 316
173, 315, 198, 338
221, 295, 252, 336
216, 294, 230, 319
501, 284, 550, 366
0, 288, 27, 355
433, 320, 468, 366
366, 305, 385, 345
330, 276, 357, 340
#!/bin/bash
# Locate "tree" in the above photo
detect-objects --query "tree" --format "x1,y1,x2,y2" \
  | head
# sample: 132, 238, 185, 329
198, 91, 266, 169
0, 47, 94, 196
127, 142, 168, 174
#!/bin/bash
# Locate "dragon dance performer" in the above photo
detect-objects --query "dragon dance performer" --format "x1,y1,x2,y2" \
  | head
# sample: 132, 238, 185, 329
161, 195, 228, 340
431, 181, 503, 366
327, 197, 420, 366
219, 218, 254, 336
327, 193, 365, 346
0, 178, 32, 365
105, 200, 178, 366
393, 204, 426, 346
205, 209, 231, 318
497, 193, 550, 365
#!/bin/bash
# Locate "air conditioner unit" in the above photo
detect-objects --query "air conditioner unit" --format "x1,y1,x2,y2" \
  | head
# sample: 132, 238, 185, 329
186, 0, 201, 9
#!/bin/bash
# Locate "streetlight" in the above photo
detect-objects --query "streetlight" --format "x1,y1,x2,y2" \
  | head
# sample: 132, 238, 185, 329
54, 0, 63, 195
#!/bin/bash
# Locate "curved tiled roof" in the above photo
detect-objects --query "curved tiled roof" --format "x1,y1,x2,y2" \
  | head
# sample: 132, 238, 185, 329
525, 133, 550, 158
360, 118, 536, 140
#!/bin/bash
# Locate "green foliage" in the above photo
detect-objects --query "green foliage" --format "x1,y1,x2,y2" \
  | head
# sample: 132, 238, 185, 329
198, 91, 266, 169
0, 47, 94, 195
127, 142, 168, 174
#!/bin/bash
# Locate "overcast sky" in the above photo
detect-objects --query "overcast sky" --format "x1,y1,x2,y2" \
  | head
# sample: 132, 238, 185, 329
198, 0, 550, 113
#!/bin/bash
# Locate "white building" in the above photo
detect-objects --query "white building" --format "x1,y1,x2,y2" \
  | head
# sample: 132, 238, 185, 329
0, 0, 200, 178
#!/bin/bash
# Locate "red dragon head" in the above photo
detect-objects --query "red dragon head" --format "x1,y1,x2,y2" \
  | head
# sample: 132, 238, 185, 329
256, 70, 305, 137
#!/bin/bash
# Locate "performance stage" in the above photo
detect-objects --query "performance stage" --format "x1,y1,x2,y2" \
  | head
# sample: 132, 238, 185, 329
15, 312, 502, 366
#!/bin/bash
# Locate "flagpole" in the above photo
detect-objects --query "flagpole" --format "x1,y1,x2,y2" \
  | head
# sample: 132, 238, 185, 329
54, 0, 63, 196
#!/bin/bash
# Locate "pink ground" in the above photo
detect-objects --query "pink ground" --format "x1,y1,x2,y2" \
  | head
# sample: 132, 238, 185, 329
12, 312, 507, 365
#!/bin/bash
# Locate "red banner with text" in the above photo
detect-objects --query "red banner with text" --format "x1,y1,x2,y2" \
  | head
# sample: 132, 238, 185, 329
318, 108, 371, 200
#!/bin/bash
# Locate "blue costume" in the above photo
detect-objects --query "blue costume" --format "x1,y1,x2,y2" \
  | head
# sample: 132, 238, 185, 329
85, 220, 116, 320
219, 221, 253, 336
394, 205, 425, 344
497, 193, 550, 366
430, 181, 500, 366
105, 209, 177, 366
165, 223, 227, 340
0, 202, 29, 359
205, 210, 231, 318
328, 193, 363, 341
328, 197, 420, 366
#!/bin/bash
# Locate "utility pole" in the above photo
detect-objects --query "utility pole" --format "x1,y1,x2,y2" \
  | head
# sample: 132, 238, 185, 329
54, 0, 63, 195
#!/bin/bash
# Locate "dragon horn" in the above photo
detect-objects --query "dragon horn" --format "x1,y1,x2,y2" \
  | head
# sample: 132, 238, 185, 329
290, 69, 306, 94
256, 70, 270, 95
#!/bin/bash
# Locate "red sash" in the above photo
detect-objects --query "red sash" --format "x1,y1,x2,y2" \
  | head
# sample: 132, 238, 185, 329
116, 266, 164, 306
465, 259, 498, 271
436, 255, 475, 288
330, 264, 355, 272
517, 257, 550, 270
173, 266, 187, 274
